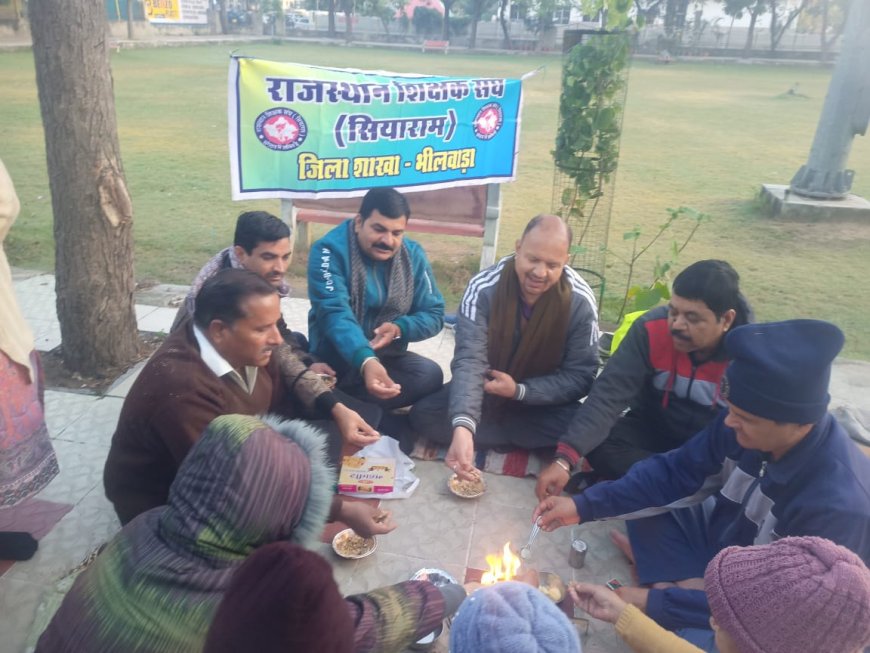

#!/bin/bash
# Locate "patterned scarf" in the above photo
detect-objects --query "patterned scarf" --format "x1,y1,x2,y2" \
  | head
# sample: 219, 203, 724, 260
348, 223, 414, 342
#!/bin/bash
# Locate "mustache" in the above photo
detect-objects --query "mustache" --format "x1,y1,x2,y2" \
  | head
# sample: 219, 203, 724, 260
374, 243, 394, 252
670, 330, 691, 341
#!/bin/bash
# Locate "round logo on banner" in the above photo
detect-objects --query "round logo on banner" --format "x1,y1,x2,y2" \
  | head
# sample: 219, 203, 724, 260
255, 108, 308, 151
472, 103, 503, 140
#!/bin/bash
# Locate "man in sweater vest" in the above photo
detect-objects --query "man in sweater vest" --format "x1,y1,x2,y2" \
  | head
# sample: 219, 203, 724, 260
104, 269, 381, 526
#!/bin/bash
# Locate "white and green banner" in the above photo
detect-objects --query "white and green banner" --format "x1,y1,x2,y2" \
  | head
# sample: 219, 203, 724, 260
228, 57, 524, 199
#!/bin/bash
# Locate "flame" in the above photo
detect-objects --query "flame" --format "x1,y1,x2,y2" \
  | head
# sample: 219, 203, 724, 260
481, 542, 522, 585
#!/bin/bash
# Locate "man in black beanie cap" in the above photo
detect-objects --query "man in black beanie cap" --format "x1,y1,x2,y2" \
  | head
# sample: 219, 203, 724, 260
534, 319, 870, 646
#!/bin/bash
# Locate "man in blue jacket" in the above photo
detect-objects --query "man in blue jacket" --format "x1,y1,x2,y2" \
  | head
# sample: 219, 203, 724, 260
307, 187, 445, 409
534, 319, 870, 643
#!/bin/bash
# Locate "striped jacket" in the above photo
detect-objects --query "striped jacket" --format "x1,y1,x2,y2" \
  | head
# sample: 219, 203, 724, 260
559, 305, 738, 461
574, 410, 870, 630
450, 255, 599, 434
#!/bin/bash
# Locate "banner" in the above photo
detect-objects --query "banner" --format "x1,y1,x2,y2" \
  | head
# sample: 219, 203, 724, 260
143, 0, 208, 24
228, 57, 525, 199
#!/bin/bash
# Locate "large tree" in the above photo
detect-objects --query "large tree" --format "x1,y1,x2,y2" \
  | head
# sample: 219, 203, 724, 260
30, 0, 139, 377
722, 0, 768, 55
803, 0, 848, 61
768, 0, 808, 52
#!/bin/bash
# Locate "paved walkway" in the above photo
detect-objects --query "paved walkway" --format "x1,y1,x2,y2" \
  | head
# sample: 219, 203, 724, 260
4, 268, 869, 652
1, 270, 636, 653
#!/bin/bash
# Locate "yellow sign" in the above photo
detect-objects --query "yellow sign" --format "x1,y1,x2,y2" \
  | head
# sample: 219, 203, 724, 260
144, 0, 180, 20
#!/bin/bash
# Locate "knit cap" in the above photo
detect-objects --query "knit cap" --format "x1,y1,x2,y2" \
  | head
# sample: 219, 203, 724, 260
449, 581, 582, 653
204, 541, 354, 653
723, 319, 844, 423
705, 536, 870, 653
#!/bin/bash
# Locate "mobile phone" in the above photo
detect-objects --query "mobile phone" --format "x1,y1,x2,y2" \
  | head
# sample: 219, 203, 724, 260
606, 578, 623, 591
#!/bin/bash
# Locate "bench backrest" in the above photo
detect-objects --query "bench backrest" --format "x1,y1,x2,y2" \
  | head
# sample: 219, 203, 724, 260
285, 184, 501, 269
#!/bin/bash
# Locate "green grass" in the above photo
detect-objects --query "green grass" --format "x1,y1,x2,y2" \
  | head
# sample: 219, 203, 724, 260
2, 43, 869, 357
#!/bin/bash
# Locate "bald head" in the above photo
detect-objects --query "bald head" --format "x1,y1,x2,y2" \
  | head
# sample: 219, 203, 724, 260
514, 215, 573, 305
520, 215, 573, 253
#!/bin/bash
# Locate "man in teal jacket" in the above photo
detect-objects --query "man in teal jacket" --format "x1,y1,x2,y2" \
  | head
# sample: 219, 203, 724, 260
307, 187, 445, 409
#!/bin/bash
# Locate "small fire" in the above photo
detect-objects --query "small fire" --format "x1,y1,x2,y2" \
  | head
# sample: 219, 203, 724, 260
481, 542, 522, 585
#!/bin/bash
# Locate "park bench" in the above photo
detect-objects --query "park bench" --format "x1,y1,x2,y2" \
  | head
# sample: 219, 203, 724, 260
421, 39, 449, 54
282, 184, 501, 270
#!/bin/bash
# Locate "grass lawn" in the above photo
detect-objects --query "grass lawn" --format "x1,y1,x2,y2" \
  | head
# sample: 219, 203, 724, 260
1, 42, 869, 358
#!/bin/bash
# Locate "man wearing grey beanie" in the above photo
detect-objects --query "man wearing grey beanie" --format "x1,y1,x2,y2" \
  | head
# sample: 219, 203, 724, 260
534, 319, 870, 646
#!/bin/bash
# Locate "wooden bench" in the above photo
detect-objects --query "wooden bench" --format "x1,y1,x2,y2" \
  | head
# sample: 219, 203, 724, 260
281, 184, 501, 270
422, 39, 449, 53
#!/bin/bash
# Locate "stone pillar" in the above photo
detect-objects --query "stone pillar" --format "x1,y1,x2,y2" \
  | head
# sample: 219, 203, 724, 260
789, 0, 870, 200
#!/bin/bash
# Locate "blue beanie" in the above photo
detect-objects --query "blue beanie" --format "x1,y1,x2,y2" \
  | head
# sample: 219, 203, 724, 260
449, 582, 582, 653
723, 319, 844, 424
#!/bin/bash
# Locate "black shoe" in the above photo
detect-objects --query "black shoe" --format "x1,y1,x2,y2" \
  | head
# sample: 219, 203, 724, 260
0, 532, 38, 561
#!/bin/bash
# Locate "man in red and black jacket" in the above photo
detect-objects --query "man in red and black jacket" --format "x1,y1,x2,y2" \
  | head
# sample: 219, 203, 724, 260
537, 260, 752, 498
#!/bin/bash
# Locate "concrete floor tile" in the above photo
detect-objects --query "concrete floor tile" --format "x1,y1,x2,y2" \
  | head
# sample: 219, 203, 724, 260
105, 360, 147, 399
134, 304, 158, 321
5, 487, 120, 587
0, 577, 47, 653
36, 439, 108, 506
52, 397, 123, 448
476, 471, 538, 511
43, 391, 100, 438
136, 306, 177, 333
377, 491, 476, 568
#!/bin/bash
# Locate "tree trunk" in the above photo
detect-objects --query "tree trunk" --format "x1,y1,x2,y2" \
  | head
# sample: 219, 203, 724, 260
743, 7, 759, 56
469, 0, 480, 48
441, 0, 452, 41
498, 0, 511, 49
328, 0, 336, 36
344, 7, 353, 39
126, 0, 134, 38
820, 0, 829, 61
217, 0, 228, 33
770, 0, 808, 53
29, 0, 139, 377
769, 0, 778, 51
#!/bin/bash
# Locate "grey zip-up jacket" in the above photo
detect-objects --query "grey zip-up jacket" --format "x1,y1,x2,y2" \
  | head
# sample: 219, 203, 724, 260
449, 255, 600, 434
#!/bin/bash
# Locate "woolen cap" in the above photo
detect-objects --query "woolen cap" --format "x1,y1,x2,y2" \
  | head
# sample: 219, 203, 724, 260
449, 581, 581, 653
705, 536, 870, 653
722, 319, 844, 423
204, 542, 354, 653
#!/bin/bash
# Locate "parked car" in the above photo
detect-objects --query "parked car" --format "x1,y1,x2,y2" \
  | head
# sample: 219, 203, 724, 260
285, 12, 313, 30
227, 7, 252, 28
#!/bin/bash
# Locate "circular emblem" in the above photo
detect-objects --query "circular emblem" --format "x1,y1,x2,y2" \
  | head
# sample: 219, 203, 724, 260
473, 103, 503, 140
255, 108, 307, 151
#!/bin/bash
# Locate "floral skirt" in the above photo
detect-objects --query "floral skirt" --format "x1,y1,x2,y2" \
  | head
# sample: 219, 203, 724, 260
0, 350, 58, 507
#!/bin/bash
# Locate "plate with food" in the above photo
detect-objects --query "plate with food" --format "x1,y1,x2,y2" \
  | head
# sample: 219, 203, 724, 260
332, 528, 377, 559
410, 567, 459, 587
538, 570, 566, 603
448, 473, 486, 499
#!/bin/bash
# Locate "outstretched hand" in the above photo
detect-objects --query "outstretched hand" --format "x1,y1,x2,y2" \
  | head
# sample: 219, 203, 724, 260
445, 426, 480, 481
568, 582, 627, 624
532, 495, 580, 532
369, 322, 402, 351
535, 461, 570, 501
362, 358, 402, 400
332, 403, 380, 447
339, 502, 396, 538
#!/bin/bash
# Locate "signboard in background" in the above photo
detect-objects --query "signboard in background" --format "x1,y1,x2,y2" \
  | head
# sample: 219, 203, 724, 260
228, 57, 525, 199
143, 0, 208, 24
